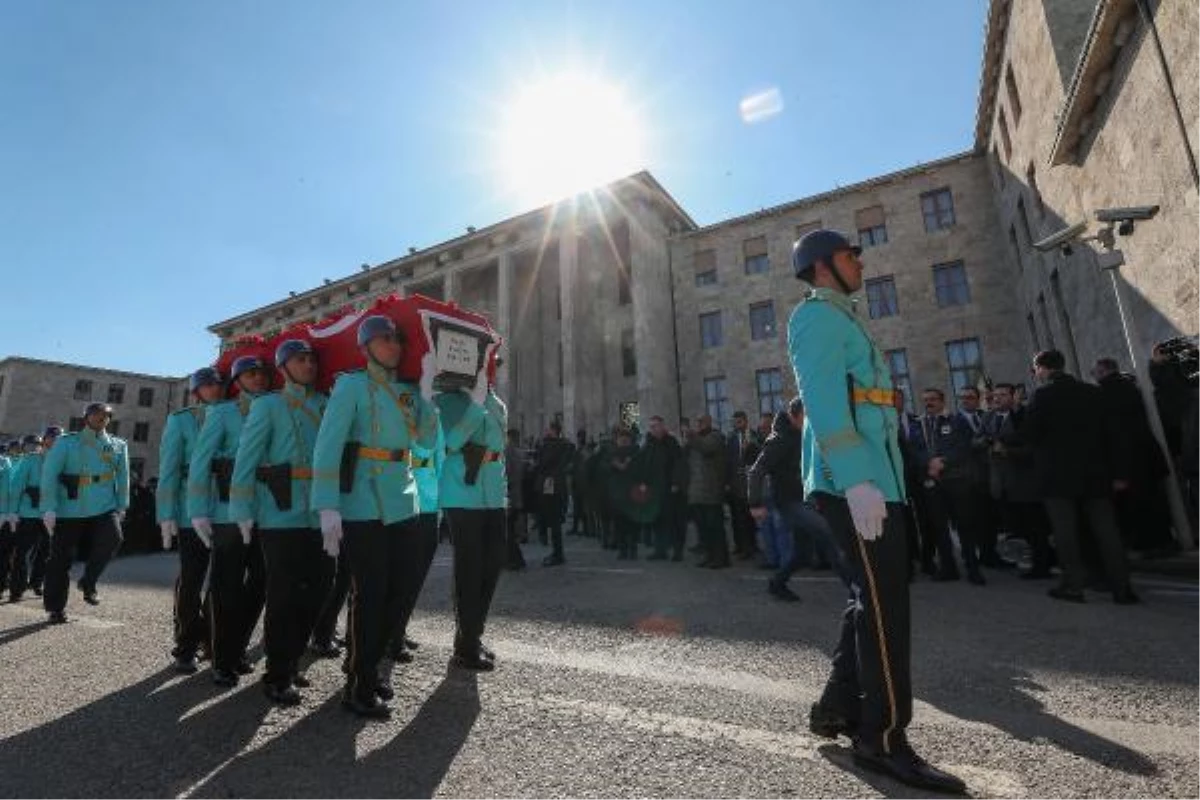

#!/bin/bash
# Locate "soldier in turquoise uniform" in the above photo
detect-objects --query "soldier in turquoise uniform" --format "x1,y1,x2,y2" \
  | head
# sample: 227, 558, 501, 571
39, 402, 130, 623
4, 434, 48, 601
789, 230, 965, 795
229, 340, 333, 705
158, 366, 224, 674
386, 419, 444, 664
188, 355, 272, 687
435, 345, 506, 672
311, 315, 440, 719
24, 427, 61, 597
0, 442, 17, 596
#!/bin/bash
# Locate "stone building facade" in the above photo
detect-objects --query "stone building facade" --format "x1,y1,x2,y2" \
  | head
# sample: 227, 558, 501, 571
978, 0, 1198, 376
0, 357, 186, 480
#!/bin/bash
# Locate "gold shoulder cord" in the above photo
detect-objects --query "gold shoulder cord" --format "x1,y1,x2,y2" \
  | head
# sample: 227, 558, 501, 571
368, 373, 418, 440
285, 396, 321, 467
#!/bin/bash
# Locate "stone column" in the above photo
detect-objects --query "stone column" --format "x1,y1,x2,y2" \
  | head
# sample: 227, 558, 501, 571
496, 251, 513, 401
443, 270, 458, 304
558, 231, 579, 436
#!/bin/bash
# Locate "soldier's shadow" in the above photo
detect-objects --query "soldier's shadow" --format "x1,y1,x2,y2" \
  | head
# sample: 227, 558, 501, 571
0, 666, 271, 797
195, 668, 481, 798
0, 619, 50, 648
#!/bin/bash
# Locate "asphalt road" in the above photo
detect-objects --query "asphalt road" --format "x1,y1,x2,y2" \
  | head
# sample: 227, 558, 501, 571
0, 537, 1196, 799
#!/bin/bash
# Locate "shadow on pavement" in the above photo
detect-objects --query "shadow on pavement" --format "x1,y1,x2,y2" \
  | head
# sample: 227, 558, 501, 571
193, 668, 481, 798
0, 620, 51, 648
919, 665, 1159, 778
0, 666, 271, 797
817, 743, 936, 799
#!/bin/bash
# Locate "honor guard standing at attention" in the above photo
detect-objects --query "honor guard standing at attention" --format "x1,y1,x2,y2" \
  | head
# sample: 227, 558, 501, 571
189, 356, 271, 687
5, 434, 49, 602
789, 230, 966, 794
386, 405, 445, 664
39, 402, 131, 623
435, 342, 506, 671
26, 427, 61, 596
228, 340, 333, 705
311, 315, 440, 719
158, 367, 224, 674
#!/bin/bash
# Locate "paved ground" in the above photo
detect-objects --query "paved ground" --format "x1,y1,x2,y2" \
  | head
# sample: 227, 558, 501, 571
0, 537, 1196, 799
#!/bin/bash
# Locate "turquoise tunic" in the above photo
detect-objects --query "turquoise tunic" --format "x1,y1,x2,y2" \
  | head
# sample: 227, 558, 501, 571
787, 287, 906, 502
156, 405, 209, 528
187, 393, 261, 524
228, 382, 327, 530
310, 364, 439, 524
412, 421, 446, 516
436, 390, 508, 511
9, 452, 46, 518
0, 455, 12, 516
40, 429, 131, 518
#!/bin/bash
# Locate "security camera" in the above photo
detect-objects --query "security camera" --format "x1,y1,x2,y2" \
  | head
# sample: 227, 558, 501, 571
1095, 205, 1159, 223
1032, 220, 1089, 253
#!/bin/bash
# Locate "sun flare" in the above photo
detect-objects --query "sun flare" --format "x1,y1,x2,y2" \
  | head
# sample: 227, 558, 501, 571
497, 72, 645, 207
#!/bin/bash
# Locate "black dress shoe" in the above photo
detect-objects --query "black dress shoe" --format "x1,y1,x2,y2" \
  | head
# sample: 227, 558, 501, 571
9, 592, 24, 603
235, 657, 254, 675
808, 703, 857, 739
291, 672, 312, 688
82, 590, 100, 606
1020, 569, 1052, 580
506, 560, 526, 571
47, 611, 68, 625
1048, 586, 1086, 603
452, 652, 496, 671
768, 582, 801, 602
342, 691, 391, 719
263, 681, 302, 706
174, 655, 199, 675
852, 743, 967, 794
479, 644, 496, 662
374, 681, 395, 701
212, 669, 239, 688
542, 554, 566, 567
671, 553, 683, 562
32, 586, 43, 596
310, 641, 343, 659
932, 572, 960, 582
967, 572, 987, 586
1113, 589, 1141, 605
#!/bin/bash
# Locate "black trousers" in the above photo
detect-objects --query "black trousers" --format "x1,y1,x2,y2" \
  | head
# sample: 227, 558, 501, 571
505, 508, 526, 567
447, 508, 506, 656
1043, 496, 1131, 594
691, 504, 728, 566
1001, 499, 1053, 574
4, 519, 42, 597
312, 547, 350, 647
43, 513, 123, 614
811, 492, 912, 755
921, 480, 981, 577
727, 494, 757, 555
208, 524, 266, 673
343, 518, 423, 699
260, 528, 334, 685
537, 498, 565, 558
387, 513, 439, 653
173, 527, 211, 658
28, 527, 50, 591
615, 515, 639, 557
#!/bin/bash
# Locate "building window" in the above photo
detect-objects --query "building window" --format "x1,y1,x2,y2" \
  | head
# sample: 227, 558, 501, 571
133, 422, 150, 443
1037, 293, 1056, 349
108, 421, 120, 437
617, 263, 632, 306
1005, 64, 1022, 125
945, 338, 984, 396
749, 301, 777, 341
704, 376, 730, 431
795, 220, 822, 241
1017, 197, 1033, 244
933, 261, 971, 307
743, 236, 769, 274
1026, 162, 1044, 218
699, 311, 723, 349
921, 188, 956, 232
73, 380, 93, 401
755, 368, 785, 415
885, 349, 914, 413
865, 276, 899, 319
1008, 225, 1024, 274
107, 383, 125, 404
138, 387, 155, 407
621, 329, 637, 377
130, 457, 145, 482
694, 249, 718, 286
1050, 269, 1081, 373
1026, 313, 1040, 350
856, 205, 888, 247
68, 416, 85, 432
998, 107, 1012, 161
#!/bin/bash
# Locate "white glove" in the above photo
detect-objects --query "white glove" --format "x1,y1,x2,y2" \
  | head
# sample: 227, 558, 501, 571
237, 520, 254, 546
846, 482, 887, 542
418, 350, 437, 402
320, 509, 343, 558
115, 509, 126, 525
43, 511, 56, 537
468, 343, 498, 406
191, 517, 214, 549
4, 514, 17, 532
160, 520, 179, 549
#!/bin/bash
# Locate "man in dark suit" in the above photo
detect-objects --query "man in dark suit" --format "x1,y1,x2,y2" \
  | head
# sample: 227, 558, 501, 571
724, 411, 761, 560
1023, 350, 1138, 604
900, 388, 987, 584
957, 386, 1012, 569
985, 383, 1053, 578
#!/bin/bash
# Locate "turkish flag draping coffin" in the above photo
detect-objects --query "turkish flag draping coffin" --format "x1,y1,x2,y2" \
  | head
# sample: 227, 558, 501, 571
216, 294, 500, 395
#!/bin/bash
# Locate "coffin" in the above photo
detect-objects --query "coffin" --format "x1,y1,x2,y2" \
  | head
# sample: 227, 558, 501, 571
215, 294, 499, 395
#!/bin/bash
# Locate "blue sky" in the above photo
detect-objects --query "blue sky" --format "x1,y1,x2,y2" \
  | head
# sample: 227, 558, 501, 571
1, 1, 987, 376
